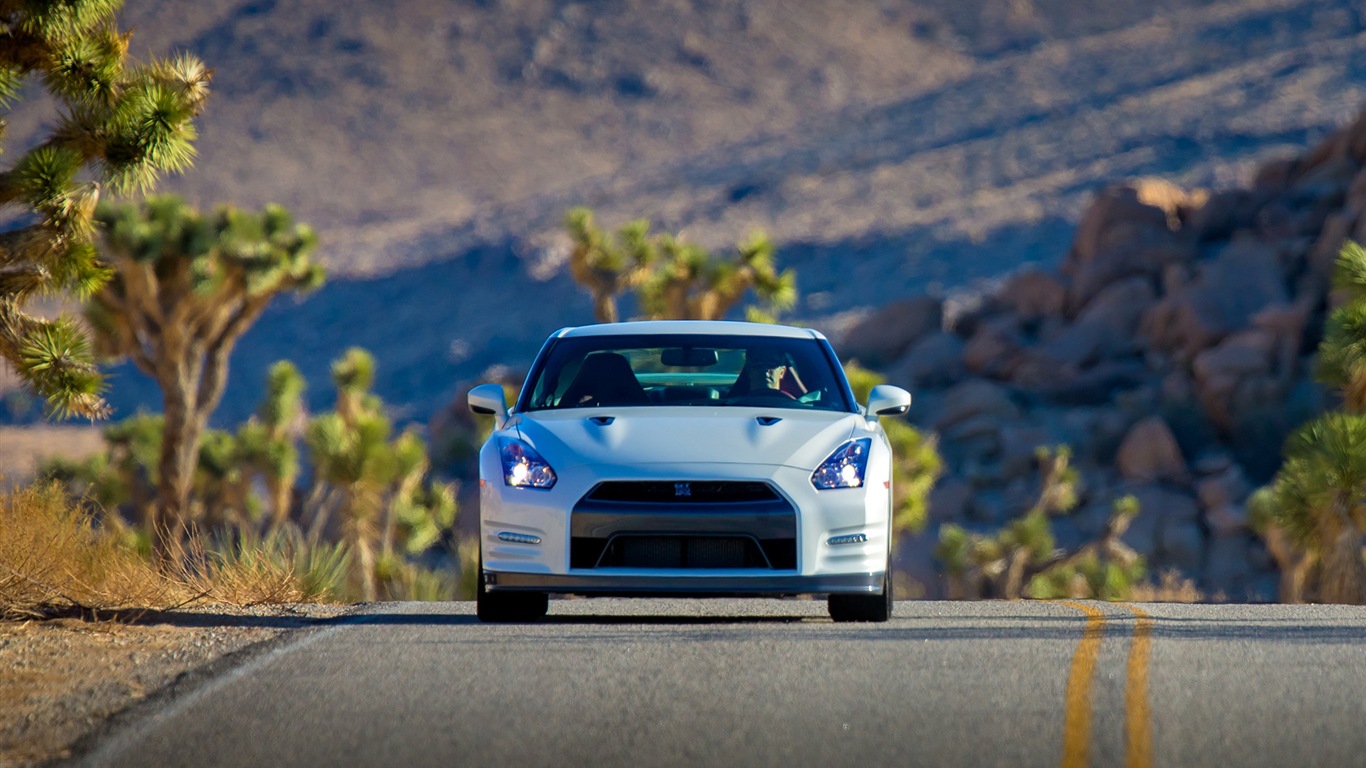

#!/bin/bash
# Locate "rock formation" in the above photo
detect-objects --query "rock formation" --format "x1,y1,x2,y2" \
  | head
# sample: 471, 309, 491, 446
861, 112, 1366, 600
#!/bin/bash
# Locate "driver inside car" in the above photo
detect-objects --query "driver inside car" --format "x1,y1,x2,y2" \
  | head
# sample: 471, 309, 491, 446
737, 350, 807, 399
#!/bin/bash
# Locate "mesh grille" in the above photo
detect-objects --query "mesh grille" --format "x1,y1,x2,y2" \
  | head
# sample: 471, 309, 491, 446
585, 481, 778, 503
594, 535, 768, 569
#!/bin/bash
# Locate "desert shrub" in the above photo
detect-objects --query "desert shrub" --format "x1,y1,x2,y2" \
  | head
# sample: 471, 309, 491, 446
0, 482, 176, 618
181, 528, 350, 605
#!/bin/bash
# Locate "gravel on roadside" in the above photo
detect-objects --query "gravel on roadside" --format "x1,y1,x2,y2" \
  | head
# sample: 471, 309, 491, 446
0, 603, 354, 767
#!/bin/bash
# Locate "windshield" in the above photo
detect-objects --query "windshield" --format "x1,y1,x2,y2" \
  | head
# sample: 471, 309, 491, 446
521, 333, 854, 412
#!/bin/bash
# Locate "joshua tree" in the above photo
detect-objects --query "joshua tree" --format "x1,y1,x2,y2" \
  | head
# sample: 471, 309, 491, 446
565, 207, 655, 323
0, 1, 210, 418
88, 196, 322, 558
565, 207, 796, 322
235, 361, 306, 530
1258, 413, 1366, 604
636, 230, 796, 322
304, 348, 455, 601
1317, 240, 1366, 411
937, 447, 1144, 600
1253, 240, 1366, 603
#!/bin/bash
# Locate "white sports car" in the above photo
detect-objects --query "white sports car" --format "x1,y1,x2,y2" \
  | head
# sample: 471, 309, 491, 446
468, 321, 911, 622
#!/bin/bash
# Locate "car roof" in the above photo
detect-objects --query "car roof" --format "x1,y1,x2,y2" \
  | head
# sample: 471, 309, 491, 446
552, 320, 826, 340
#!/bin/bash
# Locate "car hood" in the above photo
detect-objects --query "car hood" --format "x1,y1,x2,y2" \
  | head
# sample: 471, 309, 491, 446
512, 407, 863, 470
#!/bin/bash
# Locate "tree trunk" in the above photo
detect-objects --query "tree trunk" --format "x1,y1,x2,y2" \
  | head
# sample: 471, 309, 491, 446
1263, 524, 1309, 603
154, 384, 201, 562
268, 474, 293, 531
592, 292, 617, 323
1319, 526, 1366, 604
1003, 549, 1030, 600
342, 493, 377, 602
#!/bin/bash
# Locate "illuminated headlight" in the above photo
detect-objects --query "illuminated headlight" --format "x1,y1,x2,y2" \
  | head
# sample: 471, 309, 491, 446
499, 437, 557, 489
811, 438, 871, 490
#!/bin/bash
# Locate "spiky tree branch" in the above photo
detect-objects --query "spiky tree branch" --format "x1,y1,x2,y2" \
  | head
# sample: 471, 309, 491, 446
0, 3, 210, 417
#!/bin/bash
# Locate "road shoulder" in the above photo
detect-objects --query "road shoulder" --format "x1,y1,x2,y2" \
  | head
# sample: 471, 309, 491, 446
0, 603, 357, 767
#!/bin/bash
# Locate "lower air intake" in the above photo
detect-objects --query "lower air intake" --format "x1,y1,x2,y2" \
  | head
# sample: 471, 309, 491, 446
597, 535, 769, 569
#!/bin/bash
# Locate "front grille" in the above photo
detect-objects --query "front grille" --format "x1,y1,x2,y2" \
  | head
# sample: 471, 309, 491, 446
599, 535, 767, 569
572, 535, 797, 570
585, 481, 779, 503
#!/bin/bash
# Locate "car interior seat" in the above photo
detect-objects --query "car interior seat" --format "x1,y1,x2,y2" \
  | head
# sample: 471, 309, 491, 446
559, 352, 649, 407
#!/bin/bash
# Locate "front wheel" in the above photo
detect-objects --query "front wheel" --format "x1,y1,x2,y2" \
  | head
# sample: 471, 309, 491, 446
476, 554, 548, 623
828, 557, 893, 623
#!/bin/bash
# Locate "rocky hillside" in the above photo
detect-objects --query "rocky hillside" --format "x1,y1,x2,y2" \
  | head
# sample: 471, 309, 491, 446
861, 113, 1366, 600
1, 0, 1359, 425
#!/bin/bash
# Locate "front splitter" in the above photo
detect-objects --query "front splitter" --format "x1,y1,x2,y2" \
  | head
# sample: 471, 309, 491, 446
484, 571, 884, 597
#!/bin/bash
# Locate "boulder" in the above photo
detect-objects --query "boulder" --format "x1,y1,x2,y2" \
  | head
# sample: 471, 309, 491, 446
928, 475, 972, 523
1159, 520, 1206, 573
1251, 301, 1312, 382
999, 268, 1067, 320
934, 379, 1020, 430
887, 331, 966, 389
1062, 179, 1202, 310
1192, 329, 1276, 432
998, 423, 1050, 480
1196, 465, 1251, 511
943, 413, 1003, 444
1310, 209, 1359, 278
1115, 416, 1187, 483
1205, 503, 1250, 537
1187, 188, 1259, 242
1025, 360, 1149, 406
1193, 451, 1234, 476
962, 316, 1025, 378
1033, 277, 1154, 367
1254, 157, 1299, 196
1204, 533, 1256, 595
1140, 240, 1288, 361
840, 295, 943, 367
1343, 112, 1366, 163
1119, 483, 1200, 557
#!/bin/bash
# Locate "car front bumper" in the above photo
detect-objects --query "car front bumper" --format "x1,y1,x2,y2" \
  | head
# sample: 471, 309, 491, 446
479, 455, 891, 595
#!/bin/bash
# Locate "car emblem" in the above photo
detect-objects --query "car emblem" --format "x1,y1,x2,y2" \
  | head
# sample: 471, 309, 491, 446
674, 482, 692, 497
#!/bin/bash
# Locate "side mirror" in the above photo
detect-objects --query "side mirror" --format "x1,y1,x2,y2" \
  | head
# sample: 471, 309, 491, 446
865, 384, 911, 418
468, 383, 509, 428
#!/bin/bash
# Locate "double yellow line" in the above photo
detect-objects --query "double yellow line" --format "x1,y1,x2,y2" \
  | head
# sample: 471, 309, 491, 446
1057, 601, 1154, 768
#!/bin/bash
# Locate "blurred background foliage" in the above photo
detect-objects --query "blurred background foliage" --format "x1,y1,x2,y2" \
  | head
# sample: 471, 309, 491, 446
41, 348, 467, 603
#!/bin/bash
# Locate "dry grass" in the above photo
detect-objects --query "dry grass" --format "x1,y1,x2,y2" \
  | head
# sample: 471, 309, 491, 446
0, 483, 182, 619
1129, 570, 1206, 603
180, 528, 349, 606
0, 483, 347, 620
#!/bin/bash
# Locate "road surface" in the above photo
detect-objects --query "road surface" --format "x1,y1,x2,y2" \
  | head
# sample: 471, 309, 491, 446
73, 600, 1366, 768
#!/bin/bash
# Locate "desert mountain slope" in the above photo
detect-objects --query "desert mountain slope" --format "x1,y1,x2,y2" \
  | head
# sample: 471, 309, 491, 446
7, 0, 1366, 423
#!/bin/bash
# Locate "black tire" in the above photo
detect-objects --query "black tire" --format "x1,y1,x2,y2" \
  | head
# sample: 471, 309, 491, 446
828, 557, 893, 623
476, 555, 548, 623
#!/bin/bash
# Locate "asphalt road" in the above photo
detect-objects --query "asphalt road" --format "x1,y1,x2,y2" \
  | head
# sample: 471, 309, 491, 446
74, 600, 1366, 768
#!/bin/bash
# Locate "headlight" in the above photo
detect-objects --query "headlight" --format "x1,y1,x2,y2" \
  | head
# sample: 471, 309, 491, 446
499, 437, 557, 489
811, 438, 871, 490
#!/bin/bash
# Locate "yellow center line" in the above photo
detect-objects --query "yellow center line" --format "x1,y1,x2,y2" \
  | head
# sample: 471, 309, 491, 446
1121, 604, 1154, 768
1058, 601, 1106, 768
